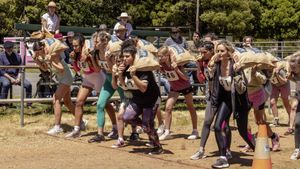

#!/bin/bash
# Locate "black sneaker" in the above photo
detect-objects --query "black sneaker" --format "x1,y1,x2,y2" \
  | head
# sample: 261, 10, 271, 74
129, 132, 139, 141
212, 158, 229, 168
88, 134, 105, 143
148, 146, 164, 155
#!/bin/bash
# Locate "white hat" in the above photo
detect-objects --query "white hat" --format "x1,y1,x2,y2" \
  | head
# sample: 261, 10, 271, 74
47, 1, 57, 8
117, 12, 131, 20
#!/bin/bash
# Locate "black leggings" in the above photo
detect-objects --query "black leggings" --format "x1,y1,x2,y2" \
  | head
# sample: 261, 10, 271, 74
214, 102, 232, 156
200, 101, 231, 149
295, 103, 300, 149
236, 111, 255, 150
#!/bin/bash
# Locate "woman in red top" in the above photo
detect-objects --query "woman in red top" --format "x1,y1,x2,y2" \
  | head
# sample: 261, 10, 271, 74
66, 33, 106, 138
157, 46, 198, 141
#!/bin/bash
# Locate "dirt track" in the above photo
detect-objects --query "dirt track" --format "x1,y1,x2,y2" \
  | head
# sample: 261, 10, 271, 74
0, 108, 299, 169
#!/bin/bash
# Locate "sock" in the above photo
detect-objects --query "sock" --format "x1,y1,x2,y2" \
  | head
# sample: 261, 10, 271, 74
193, 129, 198, 133
118, 137, 124, 142
74, 126, 80, 131
112, 124, 117, 130
54, 125, 60, 129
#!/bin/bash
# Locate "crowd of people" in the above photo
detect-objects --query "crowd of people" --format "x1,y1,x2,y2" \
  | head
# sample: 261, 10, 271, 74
1, 1, 300, 168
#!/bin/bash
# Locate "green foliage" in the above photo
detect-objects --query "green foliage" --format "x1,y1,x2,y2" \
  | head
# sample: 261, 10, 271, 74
259, 0, 300, 40
199, 0, 255, 37
0, 0, 299, 40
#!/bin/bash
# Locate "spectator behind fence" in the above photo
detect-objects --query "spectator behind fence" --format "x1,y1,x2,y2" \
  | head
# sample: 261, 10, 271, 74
113, 12, 133, 38
164, 27, 188, 49
188, 31, 201, 56
64, 31, 75, 64
41, 1, 60, 35
97, 24, 109, 33
0, 41, 32, 103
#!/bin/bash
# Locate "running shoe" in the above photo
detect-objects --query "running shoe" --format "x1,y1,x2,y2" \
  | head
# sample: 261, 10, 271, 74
129, 132, 140, 141
136, 126, 144, 134
190, 150, 206, 160
226, 150, 233, 160
212, 157, 229, 168
111, 139, 125, 148
271, 133, 280, 151
156, 124, 165, 136
290, 149, 300, 160
269, 118, 279, 127
187, 130, 199, 140
148, 146, 164, 155
47, 126, 63, 135
80, 119, 88, 131
65, 129, 81, 138
107, 128, 118, 139
284, 128, 294, 136
145, 142, 154, 148
159, 131, 171, 141
88, 134, 105, 143
240, 145, 252, 152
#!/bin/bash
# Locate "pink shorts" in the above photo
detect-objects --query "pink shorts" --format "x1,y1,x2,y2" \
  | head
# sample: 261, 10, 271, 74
248, 88, 267, 109
271, 82, 290, 99
82, 71, 106, 93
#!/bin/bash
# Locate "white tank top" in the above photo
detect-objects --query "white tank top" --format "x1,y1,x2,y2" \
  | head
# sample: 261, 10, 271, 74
219, 76, 232, 91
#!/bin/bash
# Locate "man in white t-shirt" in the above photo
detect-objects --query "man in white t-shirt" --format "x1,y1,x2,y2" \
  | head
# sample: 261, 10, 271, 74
113, 12, 133, 38
41, 1, 60, 35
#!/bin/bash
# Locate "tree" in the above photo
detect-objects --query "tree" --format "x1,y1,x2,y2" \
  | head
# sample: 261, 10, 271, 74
259, 0, 300, 40
199, 0, 256, 38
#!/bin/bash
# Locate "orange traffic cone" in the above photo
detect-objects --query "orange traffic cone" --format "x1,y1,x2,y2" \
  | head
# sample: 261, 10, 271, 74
252, 124, 272, 169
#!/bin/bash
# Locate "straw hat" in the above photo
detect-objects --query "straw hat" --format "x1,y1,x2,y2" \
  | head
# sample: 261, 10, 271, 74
117, 12, 131, 20
47, 1, 57, 8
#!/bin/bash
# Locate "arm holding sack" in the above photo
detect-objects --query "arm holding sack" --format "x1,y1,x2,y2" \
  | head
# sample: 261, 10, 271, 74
49, 54, 64, 73
207, 53, 220, 77
170, 54, 189, 81
128, 66, 148, 93
111, 64, 119, 90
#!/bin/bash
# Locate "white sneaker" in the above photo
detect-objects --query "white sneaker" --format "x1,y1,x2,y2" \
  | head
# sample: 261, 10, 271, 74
65, 129, 81, 138
190, 150, 206, 160
47, 126, 63, 135
159, 131, 171, 141
80, 119, 88, 131
290, 149, 300, 160
226, 150, 233, 160
157, 124, 165, 136
136, 126, 144, 134
187, 130, 199, 140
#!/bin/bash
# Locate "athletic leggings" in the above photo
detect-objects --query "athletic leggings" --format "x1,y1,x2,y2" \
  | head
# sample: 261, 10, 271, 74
295, 102, 300, 149
200, 101, 231, 149
236, 110, 255, 150
214, 87, 233, 156
123, 101, 161, 147
97, 74, 124, 128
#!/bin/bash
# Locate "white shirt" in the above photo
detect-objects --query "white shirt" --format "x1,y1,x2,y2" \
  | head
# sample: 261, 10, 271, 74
219, 76, 232, 91
42, 13, 59, 32
113, 22, 133, 37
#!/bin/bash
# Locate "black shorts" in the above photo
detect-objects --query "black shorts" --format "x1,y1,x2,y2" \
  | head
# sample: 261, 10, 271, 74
172, 86, 193, 95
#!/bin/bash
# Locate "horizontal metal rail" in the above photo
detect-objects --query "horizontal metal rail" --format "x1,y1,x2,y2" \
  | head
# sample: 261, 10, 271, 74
0, 95, 206, 104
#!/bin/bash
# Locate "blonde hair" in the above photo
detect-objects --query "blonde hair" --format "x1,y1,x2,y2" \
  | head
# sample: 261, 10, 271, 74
157, 46, 169, 57
216, 40, 235, 57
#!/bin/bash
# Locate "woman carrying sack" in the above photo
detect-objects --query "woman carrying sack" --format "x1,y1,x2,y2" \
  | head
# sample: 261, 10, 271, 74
32, 39, 74, 135
65, 33, 106, 138
156, 46, 199, 141
112, 44, 163, 154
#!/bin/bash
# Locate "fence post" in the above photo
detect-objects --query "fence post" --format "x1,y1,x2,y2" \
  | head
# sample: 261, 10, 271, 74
20, 30, 26, 127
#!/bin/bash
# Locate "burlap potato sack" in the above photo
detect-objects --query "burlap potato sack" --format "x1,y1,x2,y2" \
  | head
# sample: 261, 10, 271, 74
42, 38, 68, 58
169, 45, 195, 65
270, 60, 289, 86
132, 49, 160, 71
237, 51, 277, 70
137, 39, 158, 54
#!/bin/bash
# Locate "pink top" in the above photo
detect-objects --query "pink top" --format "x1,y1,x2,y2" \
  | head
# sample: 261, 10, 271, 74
160, 63, 191, 91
